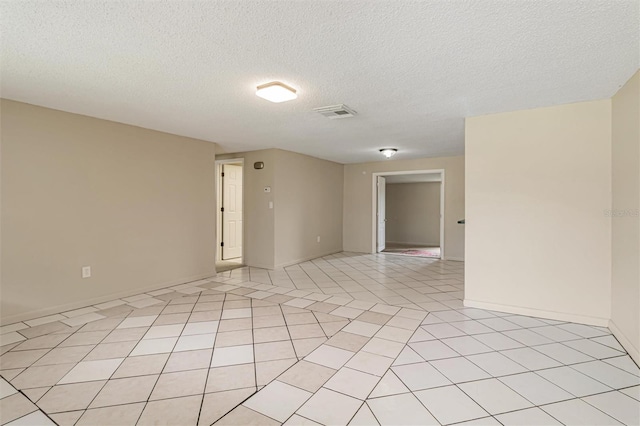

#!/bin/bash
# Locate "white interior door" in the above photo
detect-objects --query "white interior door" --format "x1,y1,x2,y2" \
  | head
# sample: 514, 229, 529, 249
377, 176, 386, 252
222, 164, 243, 260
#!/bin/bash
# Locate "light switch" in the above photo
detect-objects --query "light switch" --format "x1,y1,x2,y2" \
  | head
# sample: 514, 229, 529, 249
269, 201, 273, 209
82, 266, 91, 278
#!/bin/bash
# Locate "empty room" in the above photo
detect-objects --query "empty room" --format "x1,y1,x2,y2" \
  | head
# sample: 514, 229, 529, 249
0, 1, 639, 425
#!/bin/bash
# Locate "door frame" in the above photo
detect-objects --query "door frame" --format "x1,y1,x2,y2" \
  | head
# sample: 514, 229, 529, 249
376, 176, 387, 252
215, 158, 245, 263
371, 169, 445, 259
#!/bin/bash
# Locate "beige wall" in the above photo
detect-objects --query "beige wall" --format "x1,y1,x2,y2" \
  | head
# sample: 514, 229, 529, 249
1, 100, 217, 323
217, 148, 343, 269
465, 99, 612, 325
386, 182, 441, 246
611, 70, 640, 363
274, 150, 343, 267
216, 149, 275, 269
343, 156, 464, 260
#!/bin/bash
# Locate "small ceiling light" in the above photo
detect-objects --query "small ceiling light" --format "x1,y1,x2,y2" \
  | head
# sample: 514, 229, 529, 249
256, 81, 297, 103
380, 148, 398, 159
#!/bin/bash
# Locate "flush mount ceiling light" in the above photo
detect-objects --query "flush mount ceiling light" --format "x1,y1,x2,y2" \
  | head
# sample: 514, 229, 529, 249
256, 81, 297, 103
380, 148, 398, 159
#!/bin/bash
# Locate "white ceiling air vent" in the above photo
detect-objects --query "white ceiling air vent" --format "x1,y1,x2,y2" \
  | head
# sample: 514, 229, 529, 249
313, 104, 357, 119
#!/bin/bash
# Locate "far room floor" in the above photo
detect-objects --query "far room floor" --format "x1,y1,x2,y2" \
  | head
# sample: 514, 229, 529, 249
0, 253, 638, 425
381, 243, 442, 259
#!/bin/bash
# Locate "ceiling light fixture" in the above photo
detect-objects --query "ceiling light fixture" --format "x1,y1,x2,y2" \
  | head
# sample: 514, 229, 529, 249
256, 81, 297, 103
380, 148, 398, 159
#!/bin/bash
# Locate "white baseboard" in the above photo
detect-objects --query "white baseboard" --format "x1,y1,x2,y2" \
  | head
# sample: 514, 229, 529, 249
609, 320, 640, 366
463, 299, 610, 327
274, 249, 342, 269
444, 256, 465, 262
1, 271, 216, 325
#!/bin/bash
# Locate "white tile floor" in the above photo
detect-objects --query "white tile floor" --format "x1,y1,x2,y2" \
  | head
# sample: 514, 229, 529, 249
0, 252, 638, 425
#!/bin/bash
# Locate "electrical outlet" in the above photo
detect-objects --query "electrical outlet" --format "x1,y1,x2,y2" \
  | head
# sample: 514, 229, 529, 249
317, 236, 321, 243
81, 266, 91, 278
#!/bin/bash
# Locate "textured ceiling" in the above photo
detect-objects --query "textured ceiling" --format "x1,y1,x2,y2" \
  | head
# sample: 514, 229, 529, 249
1, 1, 638, 164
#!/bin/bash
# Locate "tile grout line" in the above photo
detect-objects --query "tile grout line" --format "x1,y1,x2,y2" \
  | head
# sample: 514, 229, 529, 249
129, 290, 202, 426
192, 289, 216, 426
1, 253, 636, 426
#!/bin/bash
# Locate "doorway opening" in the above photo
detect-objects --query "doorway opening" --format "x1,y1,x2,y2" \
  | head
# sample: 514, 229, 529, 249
216, 159, 244, 272
372, 170, 445, 259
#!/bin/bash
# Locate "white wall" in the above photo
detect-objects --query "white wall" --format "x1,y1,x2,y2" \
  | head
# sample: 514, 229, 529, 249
386, 182, 441, 246
343, 156, 465, 260
465, 99, 612, 326
217, 148, 344, 269
1, 100, 217, 323
611, 70, 640, 364
216, 150, 276, 269
274, 150, 344, 267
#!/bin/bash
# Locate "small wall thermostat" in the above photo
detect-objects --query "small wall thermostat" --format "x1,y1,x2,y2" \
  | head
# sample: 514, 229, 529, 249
264, 186, 271, 193
254, 161, 264, 169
